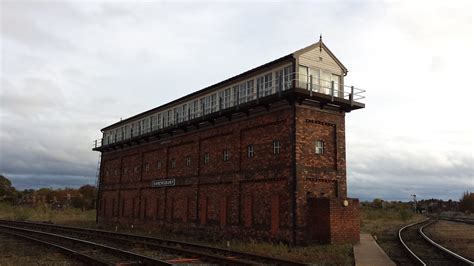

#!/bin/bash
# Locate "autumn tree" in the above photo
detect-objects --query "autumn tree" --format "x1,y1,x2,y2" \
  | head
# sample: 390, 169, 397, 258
459, 191, 474, 213
0, 174, 18, 202
71, 185, 97, 210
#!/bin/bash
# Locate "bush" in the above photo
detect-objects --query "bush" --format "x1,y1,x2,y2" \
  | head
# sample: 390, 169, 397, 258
459, 191, 474, 213
399, 209, 413, 222
13, 207, 31, 221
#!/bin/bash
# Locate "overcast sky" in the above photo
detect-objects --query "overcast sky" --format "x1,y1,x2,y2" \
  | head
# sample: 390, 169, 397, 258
1, 0, 473, 201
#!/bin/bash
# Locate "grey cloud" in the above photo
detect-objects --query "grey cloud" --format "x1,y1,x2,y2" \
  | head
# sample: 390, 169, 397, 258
0, 1, 472, 202
1, 3, 74, 51
5, 174, 95, 191
350, 151, 474, 179
0, 78, 65, 116
347, 146, 474, 201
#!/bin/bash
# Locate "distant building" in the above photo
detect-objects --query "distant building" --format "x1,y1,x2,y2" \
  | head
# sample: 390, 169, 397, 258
93, 39, 365, 244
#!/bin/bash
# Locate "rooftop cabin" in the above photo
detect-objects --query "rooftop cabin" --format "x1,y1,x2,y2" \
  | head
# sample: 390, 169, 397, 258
93, 40, 365, 150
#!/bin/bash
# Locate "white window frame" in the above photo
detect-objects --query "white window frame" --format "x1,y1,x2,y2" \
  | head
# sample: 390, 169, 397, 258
186, 156, 192, 166
315, 140, 324, 155
264, 73, 273, 96
223, 149, 229, 162
247, 145, 254, 158
273, 140, 281, 155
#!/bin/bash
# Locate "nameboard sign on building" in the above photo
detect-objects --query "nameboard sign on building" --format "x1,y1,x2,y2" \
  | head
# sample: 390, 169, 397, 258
151, 179, 175, 188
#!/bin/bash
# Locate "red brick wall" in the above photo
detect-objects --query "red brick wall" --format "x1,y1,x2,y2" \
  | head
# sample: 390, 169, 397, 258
142, 149, 167, 181
98, 102, 295, 242
307, 198, 360, 244
294, 105, 350, 242
97, 101, 359, 244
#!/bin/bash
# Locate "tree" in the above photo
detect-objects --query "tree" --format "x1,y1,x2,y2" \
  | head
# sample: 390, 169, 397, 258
459, 191, 474, 213
0, 174, 17, 202
68, 185, 98, 210
372, 198, 383, 209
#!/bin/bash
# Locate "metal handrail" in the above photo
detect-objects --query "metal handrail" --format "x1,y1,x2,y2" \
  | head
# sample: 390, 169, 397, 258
93, 72, 366, 149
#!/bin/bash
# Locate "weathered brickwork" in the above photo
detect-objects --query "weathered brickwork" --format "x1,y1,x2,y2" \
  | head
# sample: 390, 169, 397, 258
98, 100, 359, 244
308, 198, 360, 244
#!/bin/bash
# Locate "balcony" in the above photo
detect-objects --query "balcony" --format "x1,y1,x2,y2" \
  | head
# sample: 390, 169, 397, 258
93, 73, 365, 151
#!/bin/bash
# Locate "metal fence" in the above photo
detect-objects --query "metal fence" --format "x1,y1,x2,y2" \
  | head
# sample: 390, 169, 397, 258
93, 73, 365, 149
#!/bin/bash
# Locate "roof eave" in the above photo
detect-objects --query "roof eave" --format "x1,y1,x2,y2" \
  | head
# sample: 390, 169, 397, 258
100, 54, 294, 131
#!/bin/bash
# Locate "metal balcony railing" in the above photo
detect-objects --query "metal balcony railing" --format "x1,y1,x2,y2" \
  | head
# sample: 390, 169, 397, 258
93, 73, 365, 149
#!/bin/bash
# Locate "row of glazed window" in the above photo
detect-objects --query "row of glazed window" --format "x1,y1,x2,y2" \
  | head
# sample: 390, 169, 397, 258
102, 65, 294, 145
103, 140, 324, 178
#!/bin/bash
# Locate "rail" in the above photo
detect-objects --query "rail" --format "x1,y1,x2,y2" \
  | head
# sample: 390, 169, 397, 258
398, 218, 430, 266
0, 219, 305, 265
0, 229, 110, 265
419, 220, 474, 265
93, 72, 365, 149
0, 223, 172, 265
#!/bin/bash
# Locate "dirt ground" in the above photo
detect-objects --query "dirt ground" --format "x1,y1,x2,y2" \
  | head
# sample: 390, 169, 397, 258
423, 220, 474, 261
0, 232, 84, 266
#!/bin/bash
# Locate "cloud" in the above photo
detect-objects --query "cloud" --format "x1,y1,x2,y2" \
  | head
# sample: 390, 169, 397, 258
0, 1, 472, 201
1, 2, 75, 51
347, 144, 474, 201
0, 78, 65, 116
6, 174, 96, 191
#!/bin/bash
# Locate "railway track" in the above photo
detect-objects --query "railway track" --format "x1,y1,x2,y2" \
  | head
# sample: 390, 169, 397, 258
398, 218, 473, 265
0, 219, 305, 265
0, 224, 170, 265
438, 216, 474, 225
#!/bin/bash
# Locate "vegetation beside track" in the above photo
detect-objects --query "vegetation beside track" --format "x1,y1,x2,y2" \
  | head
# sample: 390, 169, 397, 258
0, 202, 96, 227
2, 196, 468, 264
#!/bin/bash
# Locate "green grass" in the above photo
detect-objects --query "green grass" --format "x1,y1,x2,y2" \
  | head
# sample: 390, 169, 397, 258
5, 203, 423, 264
0, 202, 96, 226
360, 205, 423, 237
229, 241, 353, 264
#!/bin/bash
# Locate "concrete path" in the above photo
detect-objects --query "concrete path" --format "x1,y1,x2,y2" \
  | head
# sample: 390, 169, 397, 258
354, 234, 396, 266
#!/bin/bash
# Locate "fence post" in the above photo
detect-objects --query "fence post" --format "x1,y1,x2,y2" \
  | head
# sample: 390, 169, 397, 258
350, 86, 354, 106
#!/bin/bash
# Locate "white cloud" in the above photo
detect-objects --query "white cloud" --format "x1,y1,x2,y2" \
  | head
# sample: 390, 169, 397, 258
0, 1, 472, 200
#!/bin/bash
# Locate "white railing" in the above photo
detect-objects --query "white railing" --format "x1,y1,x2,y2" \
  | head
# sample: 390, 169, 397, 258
93, 73, 365, 149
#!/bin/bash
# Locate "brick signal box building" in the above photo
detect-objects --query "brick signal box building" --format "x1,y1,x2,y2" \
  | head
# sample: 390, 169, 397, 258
93, 40, 365, 245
